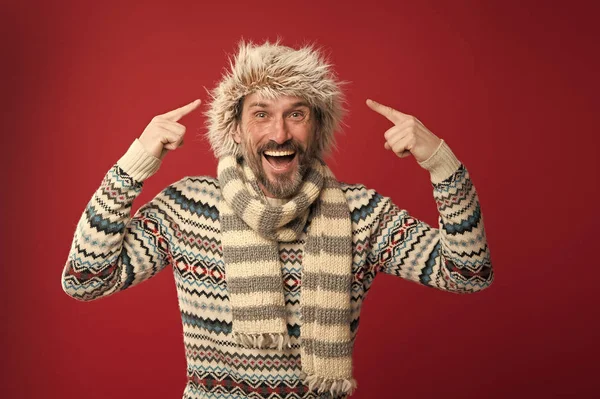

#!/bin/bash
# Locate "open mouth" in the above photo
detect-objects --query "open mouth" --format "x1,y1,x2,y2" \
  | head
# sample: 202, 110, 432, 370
262, 150, 297, 170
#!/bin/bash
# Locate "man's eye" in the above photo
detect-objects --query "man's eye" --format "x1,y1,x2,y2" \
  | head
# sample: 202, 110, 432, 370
290, 111, 304, 119
255, 112, 267, 118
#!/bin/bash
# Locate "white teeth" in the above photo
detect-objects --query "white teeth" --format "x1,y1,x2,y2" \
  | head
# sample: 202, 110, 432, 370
264, 150, 295, 157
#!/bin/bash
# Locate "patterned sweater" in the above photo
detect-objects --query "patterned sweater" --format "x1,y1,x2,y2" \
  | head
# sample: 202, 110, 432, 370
62, 139, 493, 399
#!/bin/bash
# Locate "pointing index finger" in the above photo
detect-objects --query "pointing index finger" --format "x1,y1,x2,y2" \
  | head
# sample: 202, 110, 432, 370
159, 99, 201, 121
366, 99, 407, 124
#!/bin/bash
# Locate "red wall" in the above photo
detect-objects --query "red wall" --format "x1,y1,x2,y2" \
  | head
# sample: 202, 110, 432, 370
2, 1, 599, 398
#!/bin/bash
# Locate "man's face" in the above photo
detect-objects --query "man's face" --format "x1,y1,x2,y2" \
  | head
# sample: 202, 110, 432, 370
234, 93, 317, 198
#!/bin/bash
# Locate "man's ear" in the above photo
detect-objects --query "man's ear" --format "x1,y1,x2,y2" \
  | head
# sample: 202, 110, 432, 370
233, 123, 242, 144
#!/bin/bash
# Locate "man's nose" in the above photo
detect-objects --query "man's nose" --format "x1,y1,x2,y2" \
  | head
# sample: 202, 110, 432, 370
271, 116, 291, 144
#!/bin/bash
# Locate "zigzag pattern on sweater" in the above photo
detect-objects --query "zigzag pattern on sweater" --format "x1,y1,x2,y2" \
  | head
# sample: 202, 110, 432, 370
184, 371, 348, 399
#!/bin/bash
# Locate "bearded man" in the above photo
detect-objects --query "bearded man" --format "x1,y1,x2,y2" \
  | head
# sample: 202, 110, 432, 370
62, 40, 493, 399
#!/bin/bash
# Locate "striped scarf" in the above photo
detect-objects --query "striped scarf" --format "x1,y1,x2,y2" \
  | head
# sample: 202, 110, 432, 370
217, 154, 357, 397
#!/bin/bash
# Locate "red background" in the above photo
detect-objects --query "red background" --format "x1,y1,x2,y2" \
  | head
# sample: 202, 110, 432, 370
2, 1, 599, 398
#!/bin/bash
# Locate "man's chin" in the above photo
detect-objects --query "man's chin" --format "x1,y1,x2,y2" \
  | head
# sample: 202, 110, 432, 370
263, 176, 299, 198
245, 151, 310, 198
259, 166, 304, 198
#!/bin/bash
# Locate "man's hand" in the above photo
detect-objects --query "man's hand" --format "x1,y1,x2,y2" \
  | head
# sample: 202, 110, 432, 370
366, 99, 442, 162
139, 99, 201, 160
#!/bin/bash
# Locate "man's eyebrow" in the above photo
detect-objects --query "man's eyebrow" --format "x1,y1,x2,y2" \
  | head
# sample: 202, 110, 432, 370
247, 101, 310, 110
248, 102, 269, 108
291, 101, 310, 108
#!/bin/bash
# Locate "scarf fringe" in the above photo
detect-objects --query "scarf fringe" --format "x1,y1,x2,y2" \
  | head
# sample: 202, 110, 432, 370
301, 371, 357, 397
233, 332, 291, 351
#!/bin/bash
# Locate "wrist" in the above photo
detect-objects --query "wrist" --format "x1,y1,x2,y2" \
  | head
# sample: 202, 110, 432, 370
417, 139, 462, 183
116, 139, 162, 182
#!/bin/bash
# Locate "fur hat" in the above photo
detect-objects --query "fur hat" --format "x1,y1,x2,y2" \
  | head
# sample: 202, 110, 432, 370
205, 40, 345, 159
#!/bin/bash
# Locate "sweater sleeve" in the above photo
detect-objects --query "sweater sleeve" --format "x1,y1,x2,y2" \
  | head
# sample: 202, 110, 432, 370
368, 140, 493, 293
61, 139, 175, 301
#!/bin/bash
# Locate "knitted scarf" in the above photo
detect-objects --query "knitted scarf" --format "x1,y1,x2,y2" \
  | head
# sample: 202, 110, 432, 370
217, 154, 357, 397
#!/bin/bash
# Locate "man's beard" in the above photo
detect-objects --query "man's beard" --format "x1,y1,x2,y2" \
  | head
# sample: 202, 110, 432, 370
240, 136, 315, 198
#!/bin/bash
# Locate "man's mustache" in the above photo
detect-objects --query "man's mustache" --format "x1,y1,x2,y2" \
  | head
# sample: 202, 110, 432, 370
258, 140, 306, 155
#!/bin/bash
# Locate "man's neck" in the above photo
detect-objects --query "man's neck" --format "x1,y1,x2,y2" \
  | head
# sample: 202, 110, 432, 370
265, 196, 288, 206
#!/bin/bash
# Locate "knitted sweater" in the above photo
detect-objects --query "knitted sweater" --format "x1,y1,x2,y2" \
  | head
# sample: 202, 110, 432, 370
62, 139, 493, 399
